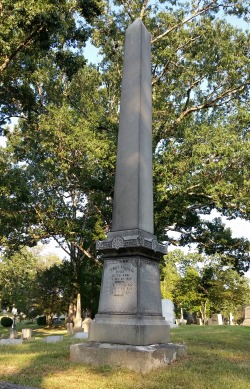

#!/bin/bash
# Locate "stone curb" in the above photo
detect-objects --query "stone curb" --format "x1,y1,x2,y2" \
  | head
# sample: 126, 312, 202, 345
0, 382, 38, 389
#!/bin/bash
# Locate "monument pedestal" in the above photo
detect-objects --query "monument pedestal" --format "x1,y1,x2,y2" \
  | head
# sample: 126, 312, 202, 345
88, 249, 170, 345
89, 314, 170, 346
70, 342, 187, 373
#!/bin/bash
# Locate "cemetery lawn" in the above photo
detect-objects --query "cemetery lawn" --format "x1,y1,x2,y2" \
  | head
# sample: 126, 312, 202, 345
0, 325, 249, 389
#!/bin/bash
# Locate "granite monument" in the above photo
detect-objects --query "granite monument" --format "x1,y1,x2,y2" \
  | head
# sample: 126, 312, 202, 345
70, 19, 186, 371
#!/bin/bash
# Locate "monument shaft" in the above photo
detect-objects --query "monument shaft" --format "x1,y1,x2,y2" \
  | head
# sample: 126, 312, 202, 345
112, 19, 153, 233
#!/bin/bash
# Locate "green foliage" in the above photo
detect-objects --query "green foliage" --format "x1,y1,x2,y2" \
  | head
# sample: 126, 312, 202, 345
1, 64, 116, 298
0, 247, 62, 314
0, 316, 13, 327
0, 0, 103, 131
160, 252, 180, 299
34, 258, 102, 317
0, 248, 38, 313
91, 1, 250, 272
161, 250, 250, 319
36, 316, 46, 326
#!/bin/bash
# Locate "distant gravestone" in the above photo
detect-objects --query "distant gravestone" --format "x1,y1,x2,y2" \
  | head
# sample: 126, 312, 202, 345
82, 317, 93, 332
229, 313, 234, 325
179, 308, 187, 325
197, 318, 203, 325
161, 299, 177, 328
74, 293, 83, 329
65, 304, 75, 335
211, 313, 223, 325
9, 329, 18, 339
22, 328, 32, 339
242, 306, 250, 326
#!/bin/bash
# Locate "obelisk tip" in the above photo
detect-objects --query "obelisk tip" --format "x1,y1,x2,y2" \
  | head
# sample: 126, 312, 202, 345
127, 18, 148, 32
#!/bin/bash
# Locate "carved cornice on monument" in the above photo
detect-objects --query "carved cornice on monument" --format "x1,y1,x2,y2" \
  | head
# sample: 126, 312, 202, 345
96, 231, 167, 257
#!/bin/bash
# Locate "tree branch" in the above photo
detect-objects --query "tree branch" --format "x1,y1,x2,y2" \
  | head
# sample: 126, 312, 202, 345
70, 240, 102, 267
152, 37, 200, 85
152, 0, 219, 44
0, 24, 44, 74
140, 0, 149, 20
182, 75, 206, 112
175, 83, 246, 124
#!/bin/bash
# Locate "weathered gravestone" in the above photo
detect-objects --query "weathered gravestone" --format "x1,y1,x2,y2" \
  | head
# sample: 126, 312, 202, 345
161, 299, 177, 327
70, 19, 187, 372
73, 293, 83, 332
65, 304, 75, 335
22, 328, 32, 339
229, 312, 234, 325
242, 306, 250, 326
82, 317, 92, 333
211, 313, 223, 325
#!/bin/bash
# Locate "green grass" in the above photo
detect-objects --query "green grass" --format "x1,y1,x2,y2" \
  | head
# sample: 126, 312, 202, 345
0, 324, 249, 389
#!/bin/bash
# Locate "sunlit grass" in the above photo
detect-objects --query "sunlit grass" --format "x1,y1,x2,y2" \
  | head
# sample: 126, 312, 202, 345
0, 324, 249, 389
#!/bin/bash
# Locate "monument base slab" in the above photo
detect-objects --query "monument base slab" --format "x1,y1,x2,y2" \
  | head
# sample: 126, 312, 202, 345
70, 341, 187, 373
89, 316, 170, 345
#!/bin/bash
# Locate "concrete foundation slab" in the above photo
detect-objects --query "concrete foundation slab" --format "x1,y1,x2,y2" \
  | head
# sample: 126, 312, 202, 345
44, 335, 64, 343
70, 341, 187, 373
0, 338, 23, 346
73, 332, 88, 339
0, 382, 38, 389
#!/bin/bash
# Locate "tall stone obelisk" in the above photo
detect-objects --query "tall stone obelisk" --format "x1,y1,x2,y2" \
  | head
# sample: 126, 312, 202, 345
70, 20, 187, 371
89, 18, 169, 346
111, 18, 153, 234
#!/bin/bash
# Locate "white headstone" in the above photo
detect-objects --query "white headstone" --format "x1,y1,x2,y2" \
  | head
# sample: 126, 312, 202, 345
22, 328, 32, 339
74, 293, 82, 328
211, 313, 223, 325
161, 299, 177, 327
82, 317, 93, 332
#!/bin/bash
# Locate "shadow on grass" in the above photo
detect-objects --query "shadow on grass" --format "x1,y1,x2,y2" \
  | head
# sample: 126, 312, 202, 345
0, 326, 249, 389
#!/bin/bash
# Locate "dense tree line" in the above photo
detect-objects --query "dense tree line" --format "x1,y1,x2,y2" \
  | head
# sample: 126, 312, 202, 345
161, 249, 250, 322
1, 1, 250, 308
0, 246, 248, 321
0, 247, 101, 317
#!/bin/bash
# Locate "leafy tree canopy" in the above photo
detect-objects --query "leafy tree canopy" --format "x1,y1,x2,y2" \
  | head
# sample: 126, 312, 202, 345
0, 246, 61, 314
1, 0, 250, 277
0, 0, 104, 131
161, 249, 250, 320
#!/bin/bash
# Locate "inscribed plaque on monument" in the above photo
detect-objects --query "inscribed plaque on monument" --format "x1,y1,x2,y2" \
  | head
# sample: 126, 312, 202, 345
98, 259, 137, 313
139, 260, 162, 314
